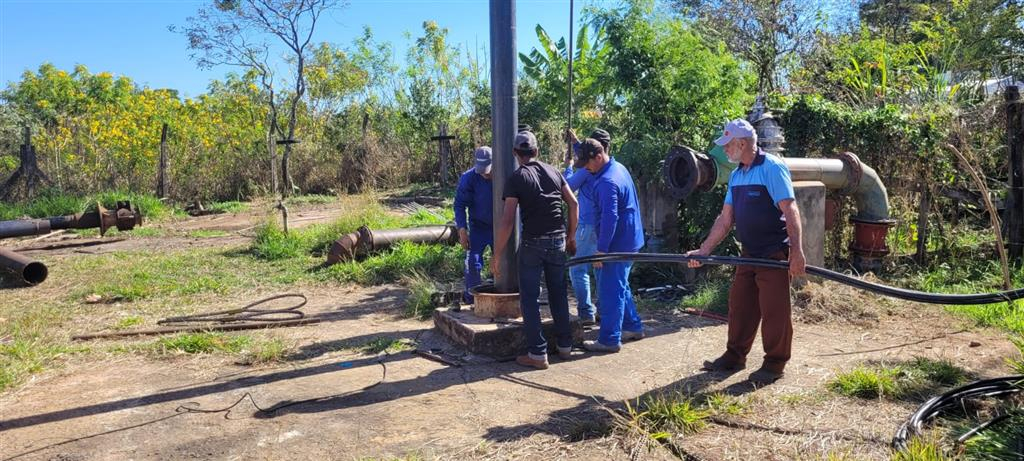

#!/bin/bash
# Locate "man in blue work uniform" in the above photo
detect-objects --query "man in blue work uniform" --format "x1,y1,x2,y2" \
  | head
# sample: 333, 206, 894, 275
686, 119, 806, 385
453, 146, 494, 304
561, 128, 611, 326
493, 131, 579, 370
577, 139, 645, 353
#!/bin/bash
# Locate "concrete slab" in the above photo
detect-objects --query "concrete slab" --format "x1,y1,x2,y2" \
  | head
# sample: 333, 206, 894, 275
433, 306, 585, 357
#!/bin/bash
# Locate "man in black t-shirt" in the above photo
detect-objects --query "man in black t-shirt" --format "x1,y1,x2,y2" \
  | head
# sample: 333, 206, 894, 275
493, 130, 579, 370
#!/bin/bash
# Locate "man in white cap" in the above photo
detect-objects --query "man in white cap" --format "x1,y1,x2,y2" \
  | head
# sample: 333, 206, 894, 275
453, 146, 494, 304
685, 118, 806, 385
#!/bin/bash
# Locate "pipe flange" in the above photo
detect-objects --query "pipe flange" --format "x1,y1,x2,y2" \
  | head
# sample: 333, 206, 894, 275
835, 152, 863, 196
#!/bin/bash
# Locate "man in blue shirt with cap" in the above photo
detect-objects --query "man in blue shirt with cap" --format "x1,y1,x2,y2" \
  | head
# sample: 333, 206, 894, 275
575, 138, 645, 353
561, 128, 612, 326
686, 119, 806, 385
453, 146, 494, 304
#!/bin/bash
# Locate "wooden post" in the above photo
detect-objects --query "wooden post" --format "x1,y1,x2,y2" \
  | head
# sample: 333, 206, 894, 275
914, 183, 930, 264
1007, 86, 1023, 262
431, 124, 455, 187
156, 123, 169, 199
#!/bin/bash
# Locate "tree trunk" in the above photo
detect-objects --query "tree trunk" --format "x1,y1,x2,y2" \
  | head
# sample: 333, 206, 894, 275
914, 183, 930, 264
268, 115, 279, 197
0, 126, 51, 201
1006, 86, 1023, 262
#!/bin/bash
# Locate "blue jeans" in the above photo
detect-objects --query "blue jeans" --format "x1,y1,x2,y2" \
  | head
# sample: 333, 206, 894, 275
462, 226, 493, 304
568, 224, 600, 319
518, 236, 573, 356
597, 260, 643, 346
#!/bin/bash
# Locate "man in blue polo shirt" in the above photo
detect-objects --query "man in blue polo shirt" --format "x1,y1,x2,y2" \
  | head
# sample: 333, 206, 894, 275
575, 138, 645, 353
561, 128, 612, 325
453, 146, 494, 304
686, 119, 806, 385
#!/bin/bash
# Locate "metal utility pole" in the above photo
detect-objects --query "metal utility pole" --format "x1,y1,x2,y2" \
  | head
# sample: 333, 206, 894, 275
490, 0, 519, 292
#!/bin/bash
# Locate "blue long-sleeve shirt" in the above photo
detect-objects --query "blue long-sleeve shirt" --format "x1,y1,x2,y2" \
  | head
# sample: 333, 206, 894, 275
592, 158, 644, 253
453, 168, 493, 229
562, 166, 598, 226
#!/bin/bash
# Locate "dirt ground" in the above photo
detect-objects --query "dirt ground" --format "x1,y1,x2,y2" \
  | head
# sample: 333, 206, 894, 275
1, 199, 1020, 460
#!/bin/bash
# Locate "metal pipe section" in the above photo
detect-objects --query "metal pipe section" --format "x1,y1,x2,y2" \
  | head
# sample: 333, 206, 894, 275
0, 248, 48, 285
0, 202, 143, 240
489, 0, 519, 293
326, 225, 459, 265
663, 148, 891, 222
0, 219, 51, 239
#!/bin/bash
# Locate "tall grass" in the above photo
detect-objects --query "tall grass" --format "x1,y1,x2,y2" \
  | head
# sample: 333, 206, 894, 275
0, 189, 179, 221
250, 201, 452, 261
327, 241, 463, 285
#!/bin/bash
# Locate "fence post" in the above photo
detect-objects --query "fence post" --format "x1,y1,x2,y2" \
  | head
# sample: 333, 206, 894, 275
1006, 86, 1023, 262
156, 123, 169, 199
431, 124, 455, 187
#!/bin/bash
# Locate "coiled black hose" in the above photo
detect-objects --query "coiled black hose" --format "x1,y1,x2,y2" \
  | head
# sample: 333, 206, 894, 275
567, 252, 1024, 305
891, 375, 1024, 452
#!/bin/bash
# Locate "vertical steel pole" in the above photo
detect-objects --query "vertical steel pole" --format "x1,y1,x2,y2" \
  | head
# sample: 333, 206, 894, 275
490, 0, 519, 292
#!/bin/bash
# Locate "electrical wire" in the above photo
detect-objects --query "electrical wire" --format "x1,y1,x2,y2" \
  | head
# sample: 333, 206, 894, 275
568, 253, 1024, 305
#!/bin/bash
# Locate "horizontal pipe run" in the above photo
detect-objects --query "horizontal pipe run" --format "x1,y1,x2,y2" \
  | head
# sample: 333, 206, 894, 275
0, 220, 52, 239
326, 225, 459, 265
0, 247, 48, 285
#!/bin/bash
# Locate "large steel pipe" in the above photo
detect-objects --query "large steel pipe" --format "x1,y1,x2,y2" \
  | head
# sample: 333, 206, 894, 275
0, 248, 47, 285
0, 201, 143, 240
489, 0, 519, 293
664, 148, 890, 222
0, 219, 51, 239
327, 225, 459, 265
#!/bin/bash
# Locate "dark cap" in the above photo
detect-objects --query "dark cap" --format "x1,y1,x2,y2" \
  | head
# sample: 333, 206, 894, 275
514, 131, 538, 151
589, 128, 611, 148
579, 138, 604, 162
517, 123, 533, 133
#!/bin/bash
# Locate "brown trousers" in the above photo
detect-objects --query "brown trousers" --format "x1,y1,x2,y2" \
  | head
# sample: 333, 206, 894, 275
722, 249, 792, 372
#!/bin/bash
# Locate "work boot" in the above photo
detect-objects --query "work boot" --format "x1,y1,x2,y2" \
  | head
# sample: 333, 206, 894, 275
515, 353, 549, 370
582, 340, 621, 353
622, 330, 645, 341
578, 316, 596, 327
701, 355, 746, 373
748, 366, 784, 385
556, 346, 573, 360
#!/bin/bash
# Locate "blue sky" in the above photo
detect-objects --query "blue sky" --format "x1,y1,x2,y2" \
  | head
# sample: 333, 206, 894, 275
0, 0, 621, 99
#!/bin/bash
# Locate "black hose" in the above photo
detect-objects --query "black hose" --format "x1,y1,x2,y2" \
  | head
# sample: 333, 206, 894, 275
891, 375, 1024, 452
567, 253, 1024, 305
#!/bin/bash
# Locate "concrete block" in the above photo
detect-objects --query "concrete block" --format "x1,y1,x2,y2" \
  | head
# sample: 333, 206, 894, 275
793, 181, 826, 267
433, 307, 584, 358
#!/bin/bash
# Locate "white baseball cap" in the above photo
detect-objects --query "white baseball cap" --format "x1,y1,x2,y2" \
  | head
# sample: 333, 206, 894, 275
714, 119, 756, 146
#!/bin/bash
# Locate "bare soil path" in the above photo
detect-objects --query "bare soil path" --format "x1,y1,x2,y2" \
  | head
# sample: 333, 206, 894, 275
1, 199, 1020, 460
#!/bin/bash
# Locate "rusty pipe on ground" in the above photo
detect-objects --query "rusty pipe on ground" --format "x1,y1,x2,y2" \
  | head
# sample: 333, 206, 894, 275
326, 224, 459, 265
0, 201, 144, 240
0, 247, 48, 285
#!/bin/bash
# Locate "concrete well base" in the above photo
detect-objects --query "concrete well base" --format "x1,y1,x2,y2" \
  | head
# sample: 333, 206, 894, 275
433, 307, 585, 358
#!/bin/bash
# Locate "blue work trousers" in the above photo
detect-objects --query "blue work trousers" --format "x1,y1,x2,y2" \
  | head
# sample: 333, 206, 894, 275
597, 260, 644, 346
462, 226, 493, 304
518, 237, 574, 356
568, 224, 600, 320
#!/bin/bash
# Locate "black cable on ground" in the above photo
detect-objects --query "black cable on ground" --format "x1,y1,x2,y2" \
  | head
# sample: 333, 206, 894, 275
159, 293, 308, 324
891, 375, 1024, 452
568, 253, 1024, 305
